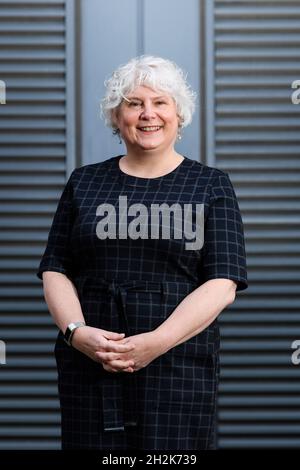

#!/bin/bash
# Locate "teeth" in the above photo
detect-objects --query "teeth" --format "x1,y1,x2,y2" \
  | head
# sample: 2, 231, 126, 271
139, 126, 162, 131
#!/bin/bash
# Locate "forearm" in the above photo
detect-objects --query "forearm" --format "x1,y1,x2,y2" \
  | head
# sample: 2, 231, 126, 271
42, 271, 85, 333
153, 278, 237, 355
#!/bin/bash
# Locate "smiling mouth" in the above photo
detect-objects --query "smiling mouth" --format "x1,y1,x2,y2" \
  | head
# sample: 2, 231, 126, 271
137, 126, 163, 133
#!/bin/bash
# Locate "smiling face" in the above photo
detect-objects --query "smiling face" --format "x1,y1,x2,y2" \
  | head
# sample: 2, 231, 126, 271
112, 85, 181, 154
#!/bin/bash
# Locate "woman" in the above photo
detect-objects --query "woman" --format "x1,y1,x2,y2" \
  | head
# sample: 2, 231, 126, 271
37, 55, 248, 450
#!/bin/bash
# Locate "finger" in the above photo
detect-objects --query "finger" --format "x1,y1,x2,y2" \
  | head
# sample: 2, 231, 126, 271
101, 358, 134, 372
103, 331, 125, 340
96, 351, 121, 362
109, 359, 135, 370
105, 341, 136, 353
109, 337, 133, 346
123, 367, 134, 373
104, 365, 134, 373
116, 338, 132, 344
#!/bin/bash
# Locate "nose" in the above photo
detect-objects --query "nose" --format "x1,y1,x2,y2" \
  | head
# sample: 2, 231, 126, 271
139, 102, 156, 120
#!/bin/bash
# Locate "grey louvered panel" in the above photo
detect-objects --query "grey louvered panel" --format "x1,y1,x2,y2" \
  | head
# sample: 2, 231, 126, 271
0, 189, 67, 199
0, 175, 66, 184
0, 399, 58, 408
212, 0, 300, 449
0, 0, 74, 450
0, 148, 66, 157
222, 368, 299, 378
221, 396, 300, 406
0, 371, 58, 381
0, 385, 58, 395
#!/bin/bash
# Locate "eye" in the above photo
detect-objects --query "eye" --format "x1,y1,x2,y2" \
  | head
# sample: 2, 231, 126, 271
156, 101, 166, 105
129, 101, 141, 107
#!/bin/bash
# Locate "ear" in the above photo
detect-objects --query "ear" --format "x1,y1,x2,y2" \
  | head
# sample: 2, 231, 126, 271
177, 114, 183, 127
111, 107, 119, 129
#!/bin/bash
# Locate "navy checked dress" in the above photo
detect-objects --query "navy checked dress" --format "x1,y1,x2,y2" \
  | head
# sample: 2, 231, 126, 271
37, 155, 248, 450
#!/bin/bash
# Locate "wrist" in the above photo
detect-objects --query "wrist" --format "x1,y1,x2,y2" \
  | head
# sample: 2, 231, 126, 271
63, 321, 86, 346
150, 329, 172, 356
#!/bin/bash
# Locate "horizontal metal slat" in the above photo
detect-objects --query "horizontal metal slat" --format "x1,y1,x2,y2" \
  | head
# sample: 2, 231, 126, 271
216, 62, 300, 72
0, 413, 60, 423
0, 107, 65, 117
219, 395, 300, 407
218, 438, 300, 449
1, 328, 57, 338
0, 121, 65, 131
0, 385, 57, 396
215, 33, 300, 46
0, 274, 41, 283
0, 442, 59, 450
221, 312, 300, 323
0, 371, 57, 381
215, 20, 300, 31
0, 63, 65, 73
0, 11, 64, 19
1, 357, 56, 366
0, 36, 65, 46
220, 356, 295, 366
218, 160, 300, 170
0, 50, 65, 60
216, 118, 300, 129
0, 162, 65, 172
0, 0, 64, 4
0, 427, 60, 437
216, 49, 300, 60
219, 424, 300, 434
220, 383, 300, 392
0, 24, 64, 33
215, 6, 300, 18
0, 78, 65, 88
221, 369, 300, 379
0, 136, 65, 145
0, 398, 58, 409
2, 91, 65, 101
4, 344, 54, 353
0, 175, 65, 184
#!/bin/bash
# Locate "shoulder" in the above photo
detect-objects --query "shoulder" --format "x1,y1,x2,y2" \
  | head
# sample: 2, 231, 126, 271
184, 156, 231, 185
70, 155, 118, 179
66, 156, 121, 189
184, 157, 237, 203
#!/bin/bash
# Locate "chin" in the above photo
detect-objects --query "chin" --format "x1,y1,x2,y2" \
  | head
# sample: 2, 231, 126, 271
140, 145, 162, 151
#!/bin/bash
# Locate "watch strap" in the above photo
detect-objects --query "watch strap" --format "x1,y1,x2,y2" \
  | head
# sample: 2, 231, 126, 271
64, 321, 86, 346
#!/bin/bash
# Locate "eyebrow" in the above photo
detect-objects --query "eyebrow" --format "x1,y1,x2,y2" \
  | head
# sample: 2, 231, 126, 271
125, 95, 168, 101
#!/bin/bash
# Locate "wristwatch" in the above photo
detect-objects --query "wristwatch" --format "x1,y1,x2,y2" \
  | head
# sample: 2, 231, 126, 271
64, 321, 86, 346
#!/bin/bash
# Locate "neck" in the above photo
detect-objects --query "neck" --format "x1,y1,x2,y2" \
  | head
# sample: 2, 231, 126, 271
122, 147, 183, 173
119, 147, 184, 179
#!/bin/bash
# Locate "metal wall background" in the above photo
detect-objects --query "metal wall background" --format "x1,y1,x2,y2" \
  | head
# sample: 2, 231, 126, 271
208, 0, 300, 449
0, 0, 75, 449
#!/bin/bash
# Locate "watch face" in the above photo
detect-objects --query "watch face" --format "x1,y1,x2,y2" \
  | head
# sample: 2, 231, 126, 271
64, 327, 72, 344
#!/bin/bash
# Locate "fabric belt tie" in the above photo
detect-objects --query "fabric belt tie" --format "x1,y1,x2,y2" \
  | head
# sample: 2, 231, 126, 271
86, 278, 164, 432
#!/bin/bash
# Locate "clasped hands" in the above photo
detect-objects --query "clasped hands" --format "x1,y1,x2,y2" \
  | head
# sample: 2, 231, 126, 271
71, 326, 163, 373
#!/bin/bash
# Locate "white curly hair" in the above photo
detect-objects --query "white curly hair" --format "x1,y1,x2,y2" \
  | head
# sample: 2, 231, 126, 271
100, 55, 197, 130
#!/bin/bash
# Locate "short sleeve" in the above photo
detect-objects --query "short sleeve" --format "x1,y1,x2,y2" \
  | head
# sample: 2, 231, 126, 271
36, 171, 76, 280
200, 172, 248, 291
